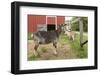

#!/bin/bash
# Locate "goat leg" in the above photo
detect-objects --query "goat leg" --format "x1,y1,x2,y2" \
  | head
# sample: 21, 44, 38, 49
34, 43, 40, 56
53, 42, 58, 56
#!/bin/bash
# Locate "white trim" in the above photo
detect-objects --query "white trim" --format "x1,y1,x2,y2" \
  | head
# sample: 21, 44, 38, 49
47, 16, 56, 17
55, 16, 57, 30
46, 16, 47, 25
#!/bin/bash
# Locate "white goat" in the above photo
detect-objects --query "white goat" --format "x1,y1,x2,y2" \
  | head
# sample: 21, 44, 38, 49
63, 24, 76, 41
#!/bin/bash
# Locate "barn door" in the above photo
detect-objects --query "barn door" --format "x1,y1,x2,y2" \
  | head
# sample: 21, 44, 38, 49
46, 16, 57, 31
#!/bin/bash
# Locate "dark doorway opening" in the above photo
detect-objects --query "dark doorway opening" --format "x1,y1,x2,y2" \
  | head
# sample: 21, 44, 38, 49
47, 24, 56, 31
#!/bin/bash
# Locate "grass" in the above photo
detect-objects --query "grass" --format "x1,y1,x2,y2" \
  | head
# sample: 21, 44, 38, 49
70, 36, 88, 58
28, 53, 40, 61
28, 32, 88, 60
59, 34, 69, 44
59, 33, 88, 58
28, 47, 48, 61
41, 47, 47, 53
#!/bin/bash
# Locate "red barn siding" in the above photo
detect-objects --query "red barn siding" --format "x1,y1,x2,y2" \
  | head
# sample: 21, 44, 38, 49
57, 16, 65, 25
28, 15, 46, 32
47, 17, 55, 24
28, 15, 34, 33
28, 15, 65, 32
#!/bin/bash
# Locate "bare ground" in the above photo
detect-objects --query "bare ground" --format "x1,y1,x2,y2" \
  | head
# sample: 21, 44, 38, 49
28, 40, 79, 61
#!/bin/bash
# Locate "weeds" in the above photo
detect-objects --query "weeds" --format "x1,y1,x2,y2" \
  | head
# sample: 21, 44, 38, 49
28, 53, 40, 61
41, 47, 47, 53
28, 32, 88, 60
60, 33, 88, 58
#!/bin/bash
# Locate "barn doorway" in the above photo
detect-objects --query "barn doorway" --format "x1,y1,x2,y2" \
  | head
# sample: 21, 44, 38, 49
47, 24, 56, 31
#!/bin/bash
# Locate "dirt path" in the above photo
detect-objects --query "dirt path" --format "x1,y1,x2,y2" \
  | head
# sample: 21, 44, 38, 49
28, 40, 79, 61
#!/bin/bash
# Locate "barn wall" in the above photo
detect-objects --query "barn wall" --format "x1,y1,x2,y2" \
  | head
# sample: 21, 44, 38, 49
28, 15, 46, 32
28, 15, 65, 32
57, 16, 65, 25
28, 16, 33, 33
47, 17, 55, 24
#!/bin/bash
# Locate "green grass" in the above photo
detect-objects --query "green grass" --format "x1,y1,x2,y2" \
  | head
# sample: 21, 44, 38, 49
41, 47, 47, 53
28, 54, 40, 61
59, 34, 68, 44
70, 36, 88, 58
59, 33, 88, 58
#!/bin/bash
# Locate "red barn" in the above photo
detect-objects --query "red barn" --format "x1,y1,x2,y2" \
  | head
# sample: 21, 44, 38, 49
28, 15, 65, 32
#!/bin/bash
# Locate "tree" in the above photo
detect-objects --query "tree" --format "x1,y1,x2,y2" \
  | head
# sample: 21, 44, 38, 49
71, 17, 88, 32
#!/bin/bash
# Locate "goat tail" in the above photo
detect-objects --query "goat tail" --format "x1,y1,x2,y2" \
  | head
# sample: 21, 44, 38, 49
31, 33, 37, 40
31, 33, 36, 41
31, 33, 34, 38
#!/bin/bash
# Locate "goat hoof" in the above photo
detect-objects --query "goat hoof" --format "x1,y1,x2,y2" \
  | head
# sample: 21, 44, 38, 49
33, 52, 38, 57
34, 54, 38, 57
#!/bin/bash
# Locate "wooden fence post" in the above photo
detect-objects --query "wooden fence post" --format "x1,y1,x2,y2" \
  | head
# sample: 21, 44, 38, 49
79, 17, 83, 47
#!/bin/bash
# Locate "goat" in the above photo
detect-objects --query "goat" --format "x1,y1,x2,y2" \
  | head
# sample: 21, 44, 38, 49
64, 31, 75, 41
63, 24, 76, 41
31, 25, 63, 56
